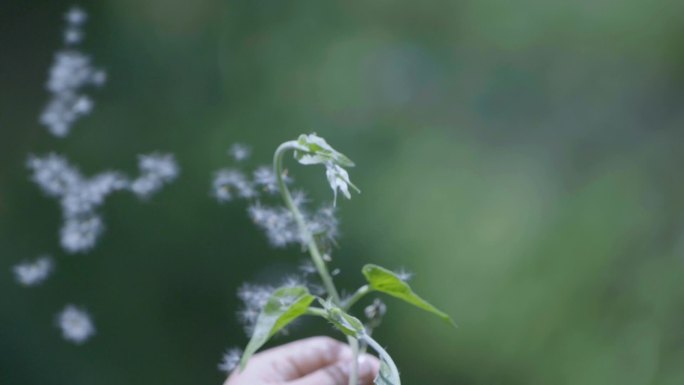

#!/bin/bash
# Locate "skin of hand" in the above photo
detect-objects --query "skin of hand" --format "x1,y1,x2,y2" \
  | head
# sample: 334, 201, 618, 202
224, 336, 381, 385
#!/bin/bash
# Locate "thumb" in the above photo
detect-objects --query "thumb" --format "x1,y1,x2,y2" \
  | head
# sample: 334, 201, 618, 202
288, 353, 380, 385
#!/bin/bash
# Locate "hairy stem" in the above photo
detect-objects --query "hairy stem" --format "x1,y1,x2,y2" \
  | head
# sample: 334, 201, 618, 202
273, 141, 359, 385
273, 141, 341, 303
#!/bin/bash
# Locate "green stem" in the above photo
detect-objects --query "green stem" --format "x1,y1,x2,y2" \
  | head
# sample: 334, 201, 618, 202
364, 334, 401, 385
273, 141, 341, 304
273, 141, 358, 385
304, 307, 328, 318
343, 285, 371, 311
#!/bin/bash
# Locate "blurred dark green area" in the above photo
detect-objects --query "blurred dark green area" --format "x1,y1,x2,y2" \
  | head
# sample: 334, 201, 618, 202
2, 0, 684, 384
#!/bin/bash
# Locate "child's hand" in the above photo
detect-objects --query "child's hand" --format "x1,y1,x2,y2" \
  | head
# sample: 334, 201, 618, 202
224, 336, 380, 385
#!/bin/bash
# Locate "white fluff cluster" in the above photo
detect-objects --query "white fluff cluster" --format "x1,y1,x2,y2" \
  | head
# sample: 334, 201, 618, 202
218, 347, 243, 373
130, 153, 180, 199
246, 202, 339, 249
27, 153, 178, 253
252, 166, 281, 195
247, 203, 299, 247
212, 144, 340, 250
40, 6, 106, 137
236, 283, 275, 336
212, 169, 255, 202
228, 143, 251, 162
13, 256, 54, 287
56, 305, 95, 344
236, 277, 308, 337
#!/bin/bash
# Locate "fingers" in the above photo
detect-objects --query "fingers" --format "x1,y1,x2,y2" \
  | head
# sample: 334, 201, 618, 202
288, 353, 380, 385
243, 336, 352, 381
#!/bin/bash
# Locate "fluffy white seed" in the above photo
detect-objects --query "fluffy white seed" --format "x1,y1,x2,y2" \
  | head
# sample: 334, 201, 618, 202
228, 143, 251, 162
13, 256, 54, 287
56, 305, 95, 344
218, 347, 243, 373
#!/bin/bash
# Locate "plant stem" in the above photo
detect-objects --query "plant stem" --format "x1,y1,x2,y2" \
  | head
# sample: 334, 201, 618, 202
304, 307, 328, 318
273, 141, 359, 385
343, 284, 371, 311
273, 141, 341, 303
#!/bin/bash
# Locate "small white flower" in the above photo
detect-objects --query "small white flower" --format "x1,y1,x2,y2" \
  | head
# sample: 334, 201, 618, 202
56, 305, 95, 344
292, 134, 359, 204
13, 256, 54, 287
325, 162, 359, 205
218, 348, 243, 373
228, 143, 251, 162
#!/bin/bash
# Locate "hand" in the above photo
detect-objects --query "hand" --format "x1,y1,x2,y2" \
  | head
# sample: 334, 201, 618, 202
224, 336, 380, 385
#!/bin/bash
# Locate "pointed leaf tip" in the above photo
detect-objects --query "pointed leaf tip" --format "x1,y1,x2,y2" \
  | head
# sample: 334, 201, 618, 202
362, 264, 456, 327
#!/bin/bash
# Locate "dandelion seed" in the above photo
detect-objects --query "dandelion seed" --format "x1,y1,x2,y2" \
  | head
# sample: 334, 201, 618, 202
308, 205, 339, 247
247, 203, 300, 247
298, 260, 317, 276
130, 153, 179, 199
65, 7, 87, 25
252, 166, 280, 195
218, 347, 243, 373
364, 298, 387, 328
63, 28, 83, 45
60, 215, 104, 253
237, 283, 275, 336
13, 256, 54, 287
91, 70, 107, 86
281, 275, 305, 288
228, 143, 251, 162
27, 153, 81, 197
60, 171, 128, 217
291, 189, 308, 208
212, 169, 255, 202
394, 268, 413, 282
28, 153, 177, 254
41, 7, 105, 137
56, 305, 95, 344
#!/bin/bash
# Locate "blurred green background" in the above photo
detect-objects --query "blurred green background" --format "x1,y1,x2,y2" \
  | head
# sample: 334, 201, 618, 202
2, 0, 684, 384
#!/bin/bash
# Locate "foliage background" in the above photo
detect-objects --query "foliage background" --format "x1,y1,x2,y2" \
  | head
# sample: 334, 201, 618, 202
2, 1, 684, 384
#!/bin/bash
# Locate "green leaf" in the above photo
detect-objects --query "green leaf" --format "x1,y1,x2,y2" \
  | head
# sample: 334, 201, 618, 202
362, 264, 456, 326
294, 133, 355, 167
239, 286, 315, 370
362, 335, 401, 385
